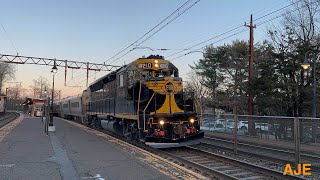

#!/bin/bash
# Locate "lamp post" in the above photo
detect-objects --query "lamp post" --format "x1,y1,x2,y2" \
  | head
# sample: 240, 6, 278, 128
301, 49, 320, 143
49, 60, 58, 132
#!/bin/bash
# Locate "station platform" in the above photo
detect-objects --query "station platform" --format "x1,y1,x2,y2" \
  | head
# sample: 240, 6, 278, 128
0, 114, 204, 180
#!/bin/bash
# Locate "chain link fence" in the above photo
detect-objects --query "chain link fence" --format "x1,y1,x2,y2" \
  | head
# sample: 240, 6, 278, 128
201, 113, 320, 144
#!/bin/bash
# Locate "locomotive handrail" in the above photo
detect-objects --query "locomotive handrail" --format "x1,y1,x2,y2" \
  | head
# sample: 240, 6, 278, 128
143, 92, 156, 131
194, 98, 203, 123
88, 97, 114, 103
137, 80, 142, 130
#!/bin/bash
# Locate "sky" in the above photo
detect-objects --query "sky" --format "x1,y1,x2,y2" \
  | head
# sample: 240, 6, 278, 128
0, 0, 291, 98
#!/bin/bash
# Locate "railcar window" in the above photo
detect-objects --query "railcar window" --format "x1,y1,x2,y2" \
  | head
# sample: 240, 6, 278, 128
71, 102, 80, 108
63, 104, 68, 108
119, 74, 124, 87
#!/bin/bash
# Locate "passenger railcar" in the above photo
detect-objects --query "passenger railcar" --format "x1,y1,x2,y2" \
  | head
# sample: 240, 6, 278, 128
54, 55, 204, 148
54, 93, 89, 122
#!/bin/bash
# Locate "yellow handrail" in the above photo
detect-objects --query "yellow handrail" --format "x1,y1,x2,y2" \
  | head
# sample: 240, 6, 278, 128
143, 92, 155, 131
137, 80, 142, 129
194, 98, 203, 124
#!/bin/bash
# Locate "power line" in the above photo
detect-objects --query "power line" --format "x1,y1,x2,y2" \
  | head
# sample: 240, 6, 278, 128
0, 23, 19, 54
64, 0, 200, 90
102, 0, 196, 65
106, 0, 201, 65
253, 0, 298, 22
59, 1, 299, 95
64, 1, 294, 93
61, 1, 295, 97
166, 0, 298, 60
171, 28, 248, 60
171, 10, 299, 61
167, 24, 244, 58
171, 0, 288, 50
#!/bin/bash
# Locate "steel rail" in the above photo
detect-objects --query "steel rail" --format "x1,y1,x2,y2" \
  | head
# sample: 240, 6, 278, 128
0, 112, 19, 128
205, 136, 320, 160
59, 117, 306, 179
203, 137, 320, 174
165, 146, 306, 180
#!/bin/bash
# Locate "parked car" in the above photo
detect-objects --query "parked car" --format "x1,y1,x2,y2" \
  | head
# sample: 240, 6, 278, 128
238, 120, 248, 130
226, 122, 235, 130
216, 119, 225, 125
213, 123, 226, 132
200, 123, 228, 132
255, 123, 271, 132
200, 123, 215, 131
202, 118, 215, 123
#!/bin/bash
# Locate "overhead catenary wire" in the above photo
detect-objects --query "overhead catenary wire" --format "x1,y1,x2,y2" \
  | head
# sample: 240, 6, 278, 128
61, 0, 303, 96
63, 0, 200, 89
0, 23, 18, 54
65, 0, 292, 89
102, 0, 196, 65
62, 2, 294, 94
107, 0, 201, 65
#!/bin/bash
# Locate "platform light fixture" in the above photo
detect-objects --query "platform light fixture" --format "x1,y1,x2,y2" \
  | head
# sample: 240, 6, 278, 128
49, 60, 58, 132
301, 54, 311, 70
301, 47, 320, 143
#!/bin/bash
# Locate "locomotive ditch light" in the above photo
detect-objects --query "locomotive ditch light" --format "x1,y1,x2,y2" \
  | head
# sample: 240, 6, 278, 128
190, 118, 195, 123
159, 120, 165, 125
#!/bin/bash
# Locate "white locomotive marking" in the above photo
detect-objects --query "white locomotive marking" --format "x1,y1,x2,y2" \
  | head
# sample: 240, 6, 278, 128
0, 164, 15, 168
81, 174, 105, 180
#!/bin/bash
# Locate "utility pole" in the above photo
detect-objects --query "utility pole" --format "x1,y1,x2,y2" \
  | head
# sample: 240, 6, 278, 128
245, 14, 256, 135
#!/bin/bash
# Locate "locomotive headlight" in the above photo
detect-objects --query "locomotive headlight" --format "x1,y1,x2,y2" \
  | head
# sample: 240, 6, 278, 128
159, 120, 165, 125
190, 118, 195, 123
155, 63, 159, 68
154, 60, 159, 63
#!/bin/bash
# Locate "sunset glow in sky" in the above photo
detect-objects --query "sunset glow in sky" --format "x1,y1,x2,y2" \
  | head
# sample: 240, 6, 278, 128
0, 0, 290, 98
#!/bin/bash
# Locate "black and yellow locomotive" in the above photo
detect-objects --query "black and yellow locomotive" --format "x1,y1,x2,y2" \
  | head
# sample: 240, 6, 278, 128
84, 55, 204, 148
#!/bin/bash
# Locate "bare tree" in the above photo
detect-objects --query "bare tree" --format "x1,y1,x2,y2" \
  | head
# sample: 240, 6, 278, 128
187, 70, 209, 112
268, 0, 320, 117
0, 63, 15, 93
6, 84, 22, 100
30, 76, 50, 99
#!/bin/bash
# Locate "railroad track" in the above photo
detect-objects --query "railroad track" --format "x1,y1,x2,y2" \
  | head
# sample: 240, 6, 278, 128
63, 119, 306, 179
203, 137, 320, 173
0, 112, 20, 128
162, 146, 305, 180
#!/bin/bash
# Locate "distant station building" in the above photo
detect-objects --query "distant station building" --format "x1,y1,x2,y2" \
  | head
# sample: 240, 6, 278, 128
0, 93, 7, 114
22, 98, 47, 117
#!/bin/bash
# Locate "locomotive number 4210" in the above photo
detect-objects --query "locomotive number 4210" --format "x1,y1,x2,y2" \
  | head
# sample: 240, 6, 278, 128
138, 63, 153, 69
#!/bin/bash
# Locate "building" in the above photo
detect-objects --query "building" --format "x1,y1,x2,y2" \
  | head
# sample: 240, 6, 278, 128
22, 98, 47, 117
0, 93, 7, 114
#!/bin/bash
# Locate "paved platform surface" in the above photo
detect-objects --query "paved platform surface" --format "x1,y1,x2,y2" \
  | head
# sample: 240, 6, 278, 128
0, 114, 174, 180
